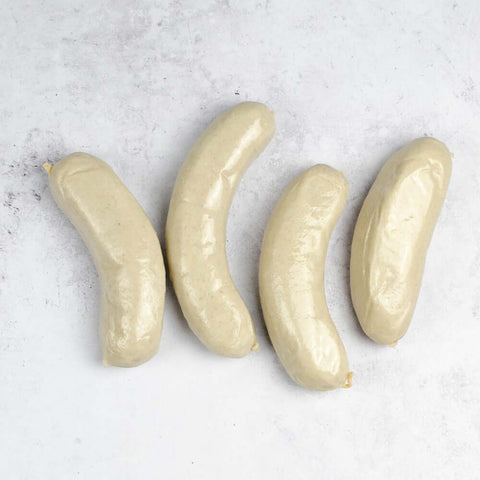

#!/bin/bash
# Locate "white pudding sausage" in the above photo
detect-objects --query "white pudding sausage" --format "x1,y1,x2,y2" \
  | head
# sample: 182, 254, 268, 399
259, 165, 352, 390
45, 153, 165, 367
350, 137, 452, 345
166, 102, 275, 357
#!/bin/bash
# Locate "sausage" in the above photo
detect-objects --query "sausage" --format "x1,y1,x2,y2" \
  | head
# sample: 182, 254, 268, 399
350, 137, 452, 345
166, 102, 275, 357
259, 165, 352, 390
44, 153, 165, 367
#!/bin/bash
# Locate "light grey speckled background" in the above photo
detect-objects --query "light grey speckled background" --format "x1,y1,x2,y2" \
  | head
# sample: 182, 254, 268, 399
1, 1, 479, 479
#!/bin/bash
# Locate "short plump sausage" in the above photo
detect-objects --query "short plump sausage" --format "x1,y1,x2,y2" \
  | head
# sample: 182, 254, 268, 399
350, 137, 452, 345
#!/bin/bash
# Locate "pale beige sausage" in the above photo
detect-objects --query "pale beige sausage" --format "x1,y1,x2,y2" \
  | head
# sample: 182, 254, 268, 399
166, 102, 275, 357
45, 153, 165, 367
350, 137, 452, 345
259, 165, 352, 390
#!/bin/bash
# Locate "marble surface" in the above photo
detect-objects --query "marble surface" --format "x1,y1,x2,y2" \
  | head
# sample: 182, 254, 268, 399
1, 1, 479, 478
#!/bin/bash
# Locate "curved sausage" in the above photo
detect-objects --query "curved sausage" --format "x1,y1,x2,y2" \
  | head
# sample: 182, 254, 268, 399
259, 165, 352, 390
45, 153, 165, 367
166, 102, 275, 357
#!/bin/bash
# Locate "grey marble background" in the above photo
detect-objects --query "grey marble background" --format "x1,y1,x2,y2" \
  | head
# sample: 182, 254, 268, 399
1, 1, 479, 478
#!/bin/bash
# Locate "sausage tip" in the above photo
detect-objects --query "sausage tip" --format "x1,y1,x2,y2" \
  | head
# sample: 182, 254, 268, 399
342, 372, 354, 389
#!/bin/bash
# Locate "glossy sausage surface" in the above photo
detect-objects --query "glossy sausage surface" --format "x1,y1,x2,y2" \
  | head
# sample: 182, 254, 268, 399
46, 153, 165, 366
350, 137, 452, 345
166, 102, 275, 357
259, 165, 352, 390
